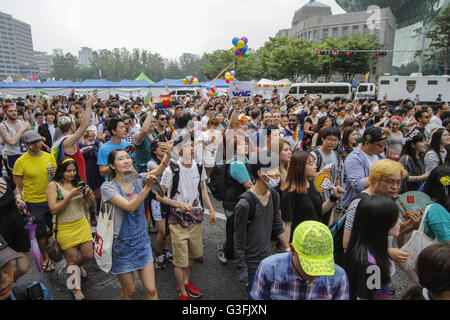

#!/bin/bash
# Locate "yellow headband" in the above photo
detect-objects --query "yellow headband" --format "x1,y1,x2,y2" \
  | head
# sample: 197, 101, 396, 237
61, 158, 75, 165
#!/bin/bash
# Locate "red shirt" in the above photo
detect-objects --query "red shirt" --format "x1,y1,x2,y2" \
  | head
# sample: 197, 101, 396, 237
65, 144, 87, 182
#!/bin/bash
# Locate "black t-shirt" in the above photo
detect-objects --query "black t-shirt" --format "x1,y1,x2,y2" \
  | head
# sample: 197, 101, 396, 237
280, 181, 322, 242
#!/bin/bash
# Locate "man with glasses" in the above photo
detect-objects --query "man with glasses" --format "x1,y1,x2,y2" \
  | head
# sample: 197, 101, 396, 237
201, 104, 214, 131
342, 159, 421, 265
152, 111, 171, 140
341, 126, 387, 210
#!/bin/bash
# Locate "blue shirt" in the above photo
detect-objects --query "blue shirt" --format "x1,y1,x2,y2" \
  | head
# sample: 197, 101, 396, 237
424, 202, 450, 243
97, 139, 131, 180
341, 147, 385, 209
250, 252, 349, 300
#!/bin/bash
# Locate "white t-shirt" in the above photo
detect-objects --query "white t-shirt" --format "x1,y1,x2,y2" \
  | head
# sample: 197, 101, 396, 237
201, 129, 222, 168
48, 124, 56, 142
201, 115, 209, 129
161, 159, 207, 207
362, 149, 379, 168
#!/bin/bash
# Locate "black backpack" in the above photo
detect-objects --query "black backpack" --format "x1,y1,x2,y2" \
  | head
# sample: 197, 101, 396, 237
224, 189, 277, 260
330, 192, 369, 268
208, 163, 229, 201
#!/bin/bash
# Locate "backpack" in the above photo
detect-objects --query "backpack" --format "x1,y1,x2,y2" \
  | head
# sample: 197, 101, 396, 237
311, 147, 339, 172
330, 192, 369, 268
224, 188, 277, 260
208, 163, 229, 201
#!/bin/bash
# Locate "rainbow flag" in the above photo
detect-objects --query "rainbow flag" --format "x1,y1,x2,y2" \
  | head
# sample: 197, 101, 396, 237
293, 130, 303, 142
169, 124, 179, 136
145, 202, 151, 230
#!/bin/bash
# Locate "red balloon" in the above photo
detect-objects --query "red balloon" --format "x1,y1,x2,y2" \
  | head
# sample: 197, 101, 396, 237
163, 100, 170, 107
226, 79, 230, 84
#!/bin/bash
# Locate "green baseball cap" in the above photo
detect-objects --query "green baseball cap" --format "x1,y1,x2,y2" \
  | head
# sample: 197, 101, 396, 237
292, 221, 335, 277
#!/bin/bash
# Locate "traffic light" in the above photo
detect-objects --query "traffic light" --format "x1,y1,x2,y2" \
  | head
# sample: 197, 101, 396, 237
317, 50, 329, 55
376, 51, 387, 56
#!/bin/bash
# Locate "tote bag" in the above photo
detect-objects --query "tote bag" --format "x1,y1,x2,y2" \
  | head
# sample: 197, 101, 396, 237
398, 204, 437, 284
94, 202, 115, 273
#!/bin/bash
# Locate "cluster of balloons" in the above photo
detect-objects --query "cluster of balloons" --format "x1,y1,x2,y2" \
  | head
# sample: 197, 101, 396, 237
206, 86, 218, 97
183, 76, 198, 85
225, 70, 236, 84
232, 37, 250, 58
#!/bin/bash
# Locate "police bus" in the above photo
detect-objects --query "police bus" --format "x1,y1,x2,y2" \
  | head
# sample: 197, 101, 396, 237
288, 83, 352, 101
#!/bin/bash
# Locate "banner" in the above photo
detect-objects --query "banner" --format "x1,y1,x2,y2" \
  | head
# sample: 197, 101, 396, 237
228, 81, 254, 98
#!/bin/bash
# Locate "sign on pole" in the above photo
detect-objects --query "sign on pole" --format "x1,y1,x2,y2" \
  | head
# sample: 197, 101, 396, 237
331, 47, 340, 57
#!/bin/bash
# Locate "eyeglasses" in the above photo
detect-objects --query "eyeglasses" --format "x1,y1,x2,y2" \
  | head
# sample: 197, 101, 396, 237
373, 141, 387, 147
160, 118, 167, 121
381, 178, 402, 186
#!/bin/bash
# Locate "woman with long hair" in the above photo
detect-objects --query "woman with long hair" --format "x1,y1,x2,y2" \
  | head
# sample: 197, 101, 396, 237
280, 150, 344, 242
46, 158, 95, 300
303, 105, 320, 150
424, 128, 450, 173
278, 138, 292, 189
345, 194, 402, 300
339, 126, 359, 190
399, 132, 428, 192
100, 146, 170, 300
421, 165, 450, 242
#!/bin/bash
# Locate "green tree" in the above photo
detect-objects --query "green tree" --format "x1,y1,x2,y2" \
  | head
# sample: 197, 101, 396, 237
51, 53, 80, 81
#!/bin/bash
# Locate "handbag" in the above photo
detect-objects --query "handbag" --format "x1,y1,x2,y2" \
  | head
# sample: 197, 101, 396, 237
94, 201, 115, 273
47, 184, 63, 262
398, 203, 437, 284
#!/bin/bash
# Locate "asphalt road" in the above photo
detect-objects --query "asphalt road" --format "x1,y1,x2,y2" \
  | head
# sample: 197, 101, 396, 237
16, 194, 415, 300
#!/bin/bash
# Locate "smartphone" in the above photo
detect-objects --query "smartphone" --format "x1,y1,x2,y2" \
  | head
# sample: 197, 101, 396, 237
78, 180, 86, 188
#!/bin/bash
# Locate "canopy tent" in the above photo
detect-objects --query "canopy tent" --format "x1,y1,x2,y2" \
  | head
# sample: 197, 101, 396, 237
135, 72, 155, 84
254, 78, 292, 100
0, 78, 232, 99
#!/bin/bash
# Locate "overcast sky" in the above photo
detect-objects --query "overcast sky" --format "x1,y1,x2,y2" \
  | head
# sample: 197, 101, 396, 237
2, 0, 345, 60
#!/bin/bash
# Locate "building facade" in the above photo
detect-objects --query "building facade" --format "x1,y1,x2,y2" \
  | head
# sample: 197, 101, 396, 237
0, 11, 39, 79
34, 51, 52, 79
275, 0, 397, 80
78, 47, 93, 68
336, 0, 450, 75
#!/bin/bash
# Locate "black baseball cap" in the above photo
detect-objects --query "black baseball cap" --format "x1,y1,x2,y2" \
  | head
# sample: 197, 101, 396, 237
358, 126, 388, 143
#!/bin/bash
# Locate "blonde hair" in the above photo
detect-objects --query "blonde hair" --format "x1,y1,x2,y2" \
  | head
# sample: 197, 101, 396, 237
369, 159, 406, 184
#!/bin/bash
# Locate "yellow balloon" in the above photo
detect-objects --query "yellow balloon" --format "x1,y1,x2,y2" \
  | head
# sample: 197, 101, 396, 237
232, 46, 237, 51
237, 40, 245, 49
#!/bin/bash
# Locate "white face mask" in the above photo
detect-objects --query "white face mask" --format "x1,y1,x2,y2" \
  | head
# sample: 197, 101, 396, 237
263, 175, 280, 188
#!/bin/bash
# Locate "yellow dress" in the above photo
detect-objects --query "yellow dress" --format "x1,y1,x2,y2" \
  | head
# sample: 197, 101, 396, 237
52, 183, 93, 250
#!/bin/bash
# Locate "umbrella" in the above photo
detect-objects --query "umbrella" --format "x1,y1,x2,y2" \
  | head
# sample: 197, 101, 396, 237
23, 204, 43, 281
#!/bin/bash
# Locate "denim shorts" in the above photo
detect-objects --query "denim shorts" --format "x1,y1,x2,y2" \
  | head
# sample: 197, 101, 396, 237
111, 232, 153, 275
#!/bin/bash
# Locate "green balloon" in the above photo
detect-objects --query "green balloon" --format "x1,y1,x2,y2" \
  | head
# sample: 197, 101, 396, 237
243, 52, 250, 58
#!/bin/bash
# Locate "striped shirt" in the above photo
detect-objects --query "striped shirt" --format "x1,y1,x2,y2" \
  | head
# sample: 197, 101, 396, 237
250, 252, 349, 300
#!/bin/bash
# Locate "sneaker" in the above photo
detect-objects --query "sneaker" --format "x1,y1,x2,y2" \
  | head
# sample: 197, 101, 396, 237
179, 294, 190, 300
218, 243, 227, 264
185, 281, 202, 298
155, 253, 166, 270
164, 250, 173, 262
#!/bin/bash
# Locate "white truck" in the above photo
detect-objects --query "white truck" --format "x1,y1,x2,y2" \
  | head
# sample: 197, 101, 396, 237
355, 74, 450, 103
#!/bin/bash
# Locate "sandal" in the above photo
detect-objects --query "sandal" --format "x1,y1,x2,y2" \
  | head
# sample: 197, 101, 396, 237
43, 260, 55, 272
80, 267, 88, 279
72, 292, 86, 300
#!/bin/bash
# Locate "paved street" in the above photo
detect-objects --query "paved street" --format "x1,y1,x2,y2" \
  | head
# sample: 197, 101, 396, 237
16, 194, 415, 300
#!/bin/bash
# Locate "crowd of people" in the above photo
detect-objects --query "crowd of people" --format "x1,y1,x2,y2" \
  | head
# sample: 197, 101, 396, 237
0, 88, 449, 301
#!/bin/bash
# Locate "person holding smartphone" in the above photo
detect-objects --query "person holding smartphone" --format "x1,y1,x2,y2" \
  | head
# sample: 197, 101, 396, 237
45, 158, 95, 300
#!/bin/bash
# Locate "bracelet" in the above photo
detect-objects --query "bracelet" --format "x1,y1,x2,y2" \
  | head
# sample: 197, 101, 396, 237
330, 194, 339, 203
162, 161, 168, 168
167, 199, 172, 207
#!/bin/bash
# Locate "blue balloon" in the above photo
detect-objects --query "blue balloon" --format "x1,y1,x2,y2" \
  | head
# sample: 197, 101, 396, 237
206, 86, 211, 91
241, 45, 248, 53
232, 37, 239, 46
